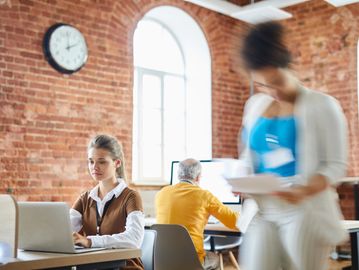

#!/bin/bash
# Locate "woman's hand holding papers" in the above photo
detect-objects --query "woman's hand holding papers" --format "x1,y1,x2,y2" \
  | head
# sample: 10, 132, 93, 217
272, 186, 308, 204
273, 174, 329, 204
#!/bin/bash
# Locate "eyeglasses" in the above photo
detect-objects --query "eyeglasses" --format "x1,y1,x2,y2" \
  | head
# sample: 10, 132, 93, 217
253, 81, 281, 91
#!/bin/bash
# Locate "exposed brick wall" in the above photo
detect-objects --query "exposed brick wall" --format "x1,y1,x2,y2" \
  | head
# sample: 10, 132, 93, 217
0, 0, 358, 221
0, 0, 248, 204
282, 1, 359, 219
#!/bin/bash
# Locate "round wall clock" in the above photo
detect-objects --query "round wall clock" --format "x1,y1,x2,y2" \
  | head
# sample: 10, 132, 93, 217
43, 23, 88, 74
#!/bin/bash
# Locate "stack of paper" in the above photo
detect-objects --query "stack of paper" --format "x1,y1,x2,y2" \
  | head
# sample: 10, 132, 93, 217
226, 174, 282, 194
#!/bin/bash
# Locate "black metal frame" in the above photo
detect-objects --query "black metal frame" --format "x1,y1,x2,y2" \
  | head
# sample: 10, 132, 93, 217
28, 260, 126, 270
342, 230, 359, 270
342, 182, 359, 270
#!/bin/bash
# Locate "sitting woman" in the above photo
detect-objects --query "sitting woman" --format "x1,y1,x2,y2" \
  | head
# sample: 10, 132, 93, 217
70, 134, 144, 270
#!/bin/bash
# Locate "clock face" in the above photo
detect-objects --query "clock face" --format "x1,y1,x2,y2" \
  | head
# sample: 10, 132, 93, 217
43, 24, 88, 74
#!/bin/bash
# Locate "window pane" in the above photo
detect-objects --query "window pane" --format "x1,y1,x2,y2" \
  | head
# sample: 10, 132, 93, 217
133, 69, 138, 107
142, 109, 162, 145
163, 75, 186, 181
143, 74, 161, 109
164, 75, 185, 113
132, 143, 139, 180
133, 70, 139, 142
164, 144, 186, 181
132, 70, 139, 180
142, 144, 162, 178
159, 29, 184, 74
134, 20, 184, 75
164, 113, 185, 146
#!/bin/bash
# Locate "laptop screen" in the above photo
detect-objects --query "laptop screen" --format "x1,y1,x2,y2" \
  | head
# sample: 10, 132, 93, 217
170, 160, 241, 204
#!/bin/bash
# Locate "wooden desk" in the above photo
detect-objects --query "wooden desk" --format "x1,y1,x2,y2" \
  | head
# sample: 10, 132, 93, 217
204, 223, 240, 237
145, 217, 240, 236
0, 248, 141, 270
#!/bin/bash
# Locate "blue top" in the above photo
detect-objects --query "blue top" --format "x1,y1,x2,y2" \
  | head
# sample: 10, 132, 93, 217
243, 116, 297, 177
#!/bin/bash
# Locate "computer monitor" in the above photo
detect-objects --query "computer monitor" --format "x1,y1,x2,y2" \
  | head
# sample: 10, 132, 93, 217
170, 160, 241, 204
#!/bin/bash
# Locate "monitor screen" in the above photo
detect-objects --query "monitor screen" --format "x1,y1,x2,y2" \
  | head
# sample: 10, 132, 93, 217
170, 160, 241, 204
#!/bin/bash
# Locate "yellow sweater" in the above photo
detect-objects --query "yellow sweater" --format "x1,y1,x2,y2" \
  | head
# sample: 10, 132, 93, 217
155, 182, 239, 263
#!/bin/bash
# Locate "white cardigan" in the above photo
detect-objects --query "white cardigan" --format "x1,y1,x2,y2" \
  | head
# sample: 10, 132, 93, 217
240, 86, 348, 245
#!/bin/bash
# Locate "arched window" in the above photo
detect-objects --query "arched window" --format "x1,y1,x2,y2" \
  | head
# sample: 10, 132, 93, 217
133, 6, 211, 184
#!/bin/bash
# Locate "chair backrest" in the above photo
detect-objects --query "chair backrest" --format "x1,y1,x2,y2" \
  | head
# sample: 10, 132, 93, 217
0, 194, 18, 258
151, 224, 204, 270
141, 229, 157, 270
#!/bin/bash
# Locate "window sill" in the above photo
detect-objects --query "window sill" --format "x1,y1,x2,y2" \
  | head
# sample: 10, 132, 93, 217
129, 182, 169, 189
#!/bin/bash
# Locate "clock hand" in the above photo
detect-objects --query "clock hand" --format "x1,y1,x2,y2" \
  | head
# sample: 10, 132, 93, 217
67, 42, 79, 50
66, 32, 70, 51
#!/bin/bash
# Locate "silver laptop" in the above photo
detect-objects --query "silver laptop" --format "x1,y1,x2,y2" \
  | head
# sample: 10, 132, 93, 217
18, 202, 105, 253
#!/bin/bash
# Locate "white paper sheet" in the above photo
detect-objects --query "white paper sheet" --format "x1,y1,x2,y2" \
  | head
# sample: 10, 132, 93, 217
262, 147, 295, 169
226, 174, 282, 194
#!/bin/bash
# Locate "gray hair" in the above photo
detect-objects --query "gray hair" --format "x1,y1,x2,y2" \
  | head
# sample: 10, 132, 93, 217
178, 159, 202, 181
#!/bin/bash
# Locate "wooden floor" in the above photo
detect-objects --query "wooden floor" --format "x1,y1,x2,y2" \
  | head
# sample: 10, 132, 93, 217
223, 257, 352, 270
327, 259, 352, 270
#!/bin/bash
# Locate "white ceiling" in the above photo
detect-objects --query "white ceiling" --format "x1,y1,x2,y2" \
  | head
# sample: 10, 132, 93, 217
232, 6, 292, 24
183, 0, 358, 24
324, 0, 359, 6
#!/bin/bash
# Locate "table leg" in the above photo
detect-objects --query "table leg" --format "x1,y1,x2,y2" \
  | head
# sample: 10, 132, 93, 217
343, 232, 359, 270
354, 183, 359, 220
342, 182, 359, 270
210, 236, 215, 252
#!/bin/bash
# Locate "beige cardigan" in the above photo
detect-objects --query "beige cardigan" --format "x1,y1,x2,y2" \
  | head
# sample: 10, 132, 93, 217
239, 86, 348, 245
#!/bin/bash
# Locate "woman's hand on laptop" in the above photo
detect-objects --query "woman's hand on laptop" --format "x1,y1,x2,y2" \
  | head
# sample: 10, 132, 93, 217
73, 232, 92, 248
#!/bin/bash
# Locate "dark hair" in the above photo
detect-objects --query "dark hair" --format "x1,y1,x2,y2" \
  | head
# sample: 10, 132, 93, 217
88, 134, 127, 181
241, 21, 291, 70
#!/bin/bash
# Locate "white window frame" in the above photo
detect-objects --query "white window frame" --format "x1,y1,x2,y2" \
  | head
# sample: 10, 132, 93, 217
134, 66, 187, 183
132, 6, 212, 185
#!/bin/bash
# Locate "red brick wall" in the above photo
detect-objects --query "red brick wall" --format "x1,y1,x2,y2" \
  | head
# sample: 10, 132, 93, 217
282, 1, 359, 219
0, 0, 248, 204
0, 0, 358, 220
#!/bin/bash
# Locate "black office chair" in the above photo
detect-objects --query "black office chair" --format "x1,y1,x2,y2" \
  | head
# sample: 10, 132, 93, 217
141, 229, 157, 270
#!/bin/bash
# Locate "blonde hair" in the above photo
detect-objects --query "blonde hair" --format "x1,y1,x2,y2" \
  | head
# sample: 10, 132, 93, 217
87, 134, 127, 181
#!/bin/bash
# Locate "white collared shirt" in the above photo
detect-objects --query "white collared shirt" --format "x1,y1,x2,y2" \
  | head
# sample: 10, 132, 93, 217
70, 179, 145, 249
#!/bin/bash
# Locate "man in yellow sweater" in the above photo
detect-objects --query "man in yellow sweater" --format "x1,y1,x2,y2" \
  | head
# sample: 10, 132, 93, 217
155, 158, 239, 270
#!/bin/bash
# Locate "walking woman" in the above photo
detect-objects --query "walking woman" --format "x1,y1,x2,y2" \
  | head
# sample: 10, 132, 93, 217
70, 134, 144, 270
239, 22, 348, 270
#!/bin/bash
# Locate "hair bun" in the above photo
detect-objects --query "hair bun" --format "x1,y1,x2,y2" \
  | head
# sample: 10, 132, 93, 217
241, 21, 291, 70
